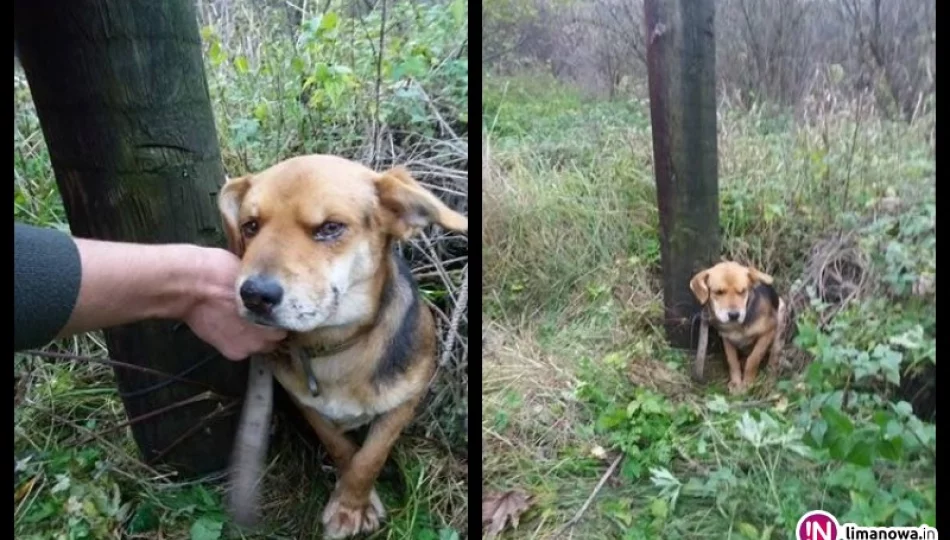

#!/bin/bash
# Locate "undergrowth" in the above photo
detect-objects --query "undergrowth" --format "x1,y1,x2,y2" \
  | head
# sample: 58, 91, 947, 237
14, 1, 468, 538
482, 72, 935, 539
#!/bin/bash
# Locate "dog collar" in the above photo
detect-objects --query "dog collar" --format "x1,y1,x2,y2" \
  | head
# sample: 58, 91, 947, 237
289, 305, 385, 397
290, 331, 367, 397
291, 346, 321, 396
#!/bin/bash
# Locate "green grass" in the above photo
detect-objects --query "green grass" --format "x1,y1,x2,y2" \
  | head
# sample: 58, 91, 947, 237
481, 72, 935, 539
14, 1, 467, 538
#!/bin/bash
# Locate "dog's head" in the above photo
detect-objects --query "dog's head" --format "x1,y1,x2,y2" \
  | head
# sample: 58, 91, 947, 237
217, 154, 467, 332
689, 261, 773, 325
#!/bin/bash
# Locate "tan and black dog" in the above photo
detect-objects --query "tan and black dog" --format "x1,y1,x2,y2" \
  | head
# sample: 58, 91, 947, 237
218, 154, 467, 537
689, 261, 784, 394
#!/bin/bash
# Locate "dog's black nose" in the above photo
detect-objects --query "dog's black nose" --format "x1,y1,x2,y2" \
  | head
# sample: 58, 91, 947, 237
728, 311, 740, 321
239, 275, 284, 314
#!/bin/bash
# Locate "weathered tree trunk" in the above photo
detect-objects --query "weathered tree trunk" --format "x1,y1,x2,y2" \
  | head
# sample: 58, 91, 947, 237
644, 0, 721, 350
14, 0, 246, 477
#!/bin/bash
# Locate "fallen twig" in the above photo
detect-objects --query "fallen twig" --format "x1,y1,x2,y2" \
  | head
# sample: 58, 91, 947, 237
439, 265, 468, 368
21, 349, 220, 395
554, 452, 624, 538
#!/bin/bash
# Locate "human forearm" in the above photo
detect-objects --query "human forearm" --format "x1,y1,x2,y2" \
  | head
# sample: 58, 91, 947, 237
58, 239, 210, 337
14, 224, 285, 359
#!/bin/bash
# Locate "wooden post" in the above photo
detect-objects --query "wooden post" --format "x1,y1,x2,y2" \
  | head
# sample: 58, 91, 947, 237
644, 0, 721, 350
14, 0, 246, 476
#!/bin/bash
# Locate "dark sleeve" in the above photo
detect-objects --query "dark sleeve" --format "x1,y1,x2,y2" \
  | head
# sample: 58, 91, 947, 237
14, 223, 83, 351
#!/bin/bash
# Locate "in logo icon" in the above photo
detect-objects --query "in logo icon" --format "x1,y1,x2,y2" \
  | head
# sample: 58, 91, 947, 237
796, 510, 840, 540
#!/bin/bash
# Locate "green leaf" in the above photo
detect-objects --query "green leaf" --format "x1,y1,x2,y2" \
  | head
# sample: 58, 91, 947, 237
737, 522, 759, 539
626, 400, 641, 417
872, 345, 902, 385
208, 41, 225, 67
844, 443, 874, 467
253, 103, 268, 122
291, 57, 306, 74
820, 406, 854, 437
805, 419, 827, 447
392, 56, 427, 80
872, 410, 891, 428
705, 396, 730, 414
438, 528, 460, 540
320, 11, 340, 31
621, 458, 643, 480
314, 62, 331, 83
649, 498, 668, 520
892, 401, 914, 417
826, 464, 877, 492
596, 407, 626, 431
828, 435, 852, 460
450, 0, 465, 26
128, 503, 159, 533
234, 55, 249, 74
190, 517, 223, 540
639, 394, 665, 415
877, 436, 903, 461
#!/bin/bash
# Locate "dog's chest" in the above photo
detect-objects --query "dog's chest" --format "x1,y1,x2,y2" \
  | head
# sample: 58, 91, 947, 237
298, 390, 378, 431
269, 352, 415, 432
716, 325, 754, 351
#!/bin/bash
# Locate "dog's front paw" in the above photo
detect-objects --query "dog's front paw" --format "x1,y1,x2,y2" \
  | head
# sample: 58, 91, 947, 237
728, 378, 746, 395
322, 487, 386, 538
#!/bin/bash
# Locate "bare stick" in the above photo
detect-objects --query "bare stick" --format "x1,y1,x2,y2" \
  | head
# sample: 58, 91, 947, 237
439, 265, 468, 368
554, 453, 624, 537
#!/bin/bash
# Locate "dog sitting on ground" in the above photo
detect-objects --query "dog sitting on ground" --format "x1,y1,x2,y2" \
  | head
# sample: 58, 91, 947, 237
689, 261, 784, 394
218, 154, 467, 537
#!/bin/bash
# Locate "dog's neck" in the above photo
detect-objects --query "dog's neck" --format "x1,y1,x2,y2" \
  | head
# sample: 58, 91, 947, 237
293, 249, 400, 353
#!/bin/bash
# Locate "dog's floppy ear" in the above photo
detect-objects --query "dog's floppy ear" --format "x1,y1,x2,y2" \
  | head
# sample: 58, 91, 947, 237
374, 166, 468, 239
747, 267, 774, 286
217, 175, 252, 256
689, 269, 711, 305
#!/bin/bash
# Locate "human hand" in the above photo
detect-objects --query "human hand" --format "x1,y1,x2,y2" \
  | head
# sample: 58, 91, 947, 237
182, 247, 287, 360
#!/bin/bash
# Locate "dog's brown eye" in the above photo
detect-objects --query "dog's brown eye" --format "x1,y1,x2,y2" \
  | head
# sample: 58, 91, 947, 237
314, 221, 346, 241
737, 289, 746, 295
714, 289, 725, 296
241, 220, 259, 238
